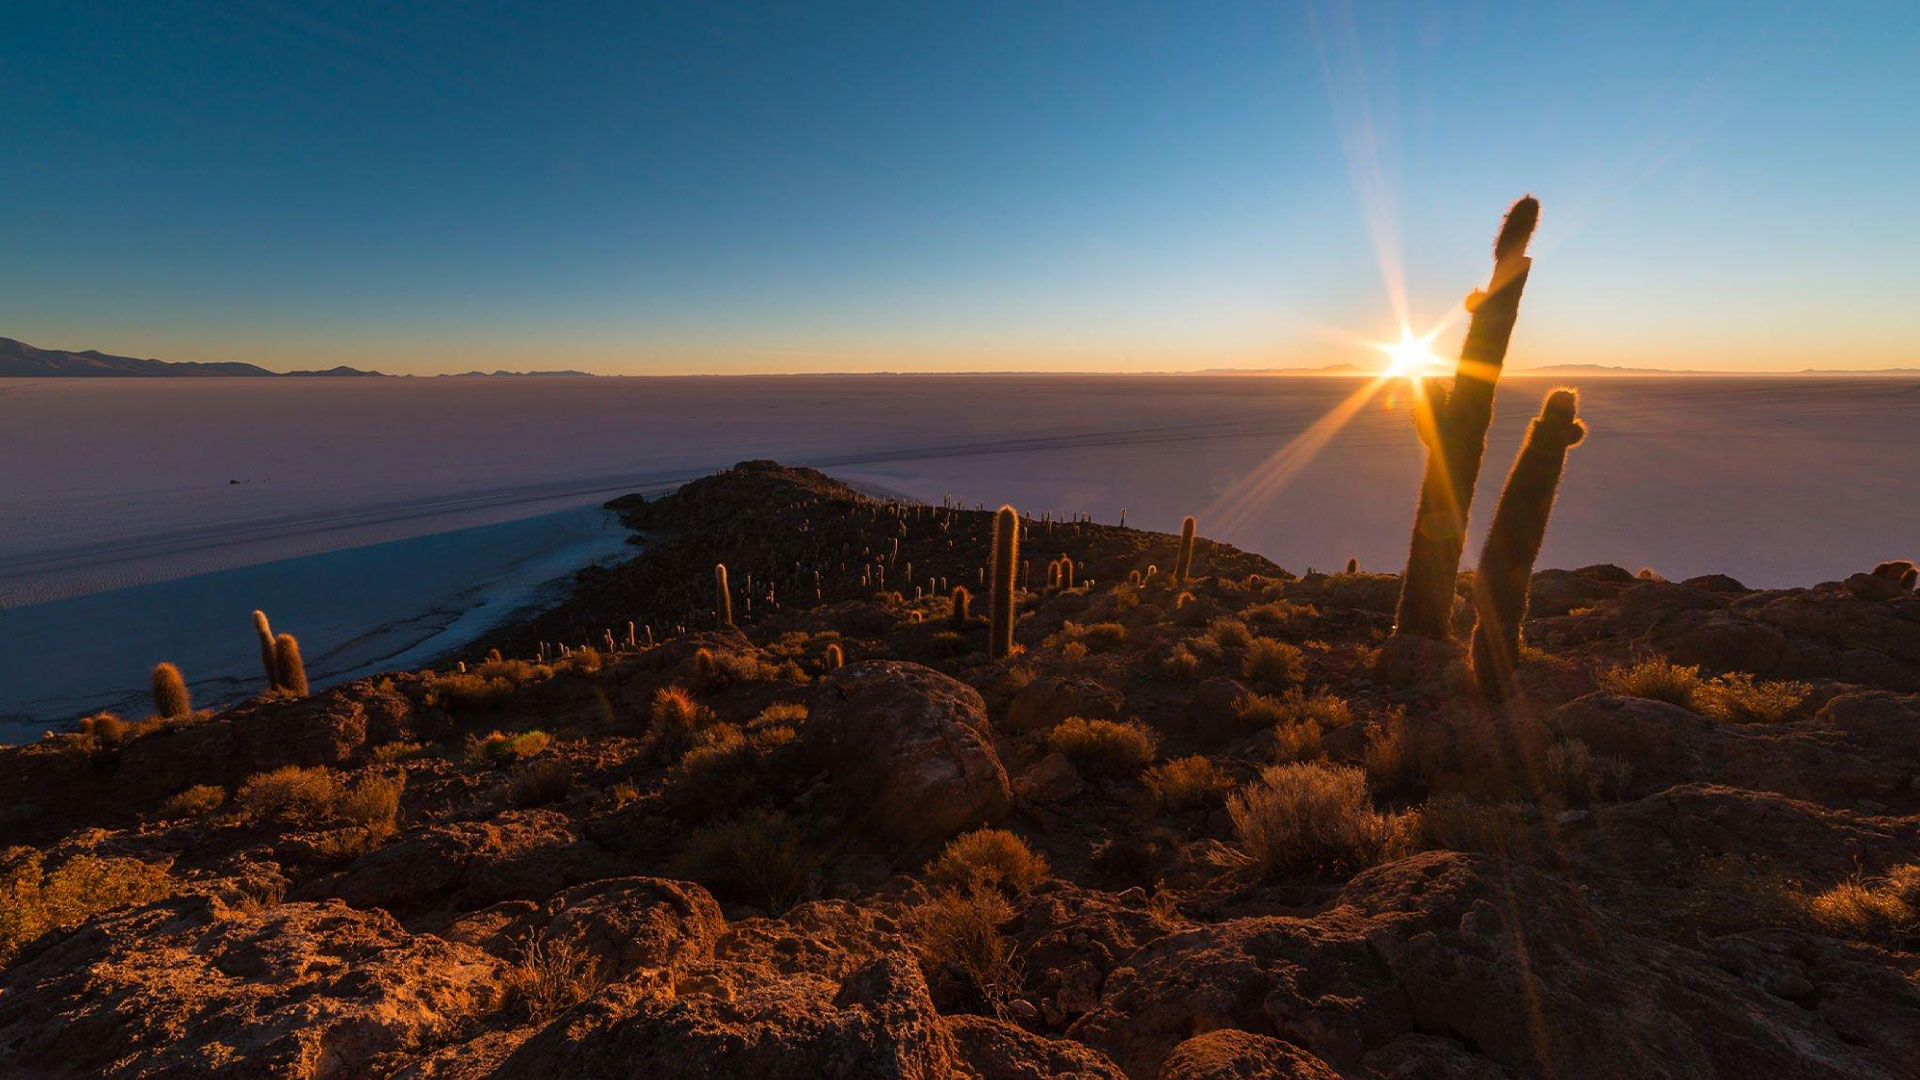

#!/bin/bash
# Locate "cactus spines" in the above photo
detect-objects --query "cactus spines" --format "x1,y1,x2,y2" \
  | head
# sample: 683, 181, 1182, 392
1060, 555, 1075, 589
714, 564, 733, 626
151, 662, 191, 719
824, 642, 844, 671
1470, 388, 1587, 703
950, 586, 972, 627
274, 634, 309, 698
1174, 516, 1197, 584
990, 505, 1019, 660
251, 609, 282, 689
1394, 195, 1540, 641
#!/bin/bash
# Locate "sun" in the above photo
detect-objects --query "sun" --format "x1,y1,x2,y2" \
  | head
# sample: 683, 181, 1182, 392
1379, 327, 1446, 379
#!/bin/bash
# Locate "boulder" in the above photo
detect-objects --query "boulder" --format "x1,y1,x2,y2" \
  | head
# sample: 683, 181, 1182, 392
1157, 1029, 1339, 1080
805, 661, 1011, 846
947, 1014, 1127, 1079
500, 876, 725, 979
1005, 674, 1123, 733
0, 897, 506, 1080
311, 809, 618, 916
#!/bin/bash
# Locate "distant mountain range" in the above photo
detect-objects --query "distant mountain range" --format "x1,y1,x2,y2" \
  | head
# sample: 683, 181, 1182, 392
0, 337, 387, 378
1509, 363, 1920, 376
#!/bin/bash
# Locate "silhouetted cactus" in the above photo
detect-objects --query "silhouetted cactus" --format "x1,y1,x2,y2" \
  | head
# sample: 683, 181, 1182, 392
151, 662, 191, 719
274, 634, 309, 698
252, 610, 280, 689
1174, 517, 1197, 584
990, 505, 1019, 660
950, 586, 971, 627
714, 564, 733, 626
1345, 557, 1359, 574
1394, 195, 1540, 641
1470, 388, 1587, 702
824, 642, 844, 671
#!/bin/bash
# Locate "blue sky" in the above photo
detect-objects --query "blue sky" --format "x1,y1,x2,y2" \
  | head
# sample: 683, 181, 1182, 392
2, 1, 1915, 374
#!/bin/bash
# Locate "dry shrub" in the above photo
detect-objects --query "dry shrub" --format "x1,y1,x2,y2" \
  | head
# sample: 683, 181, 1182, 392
1, 851, 172, 963
1159, 646, 1202, 680
509, 758, 574, 807
370, 741, 424, 763
1695, 672, 1811, 724
466, 729, 553, 766
911, 883, 1020, 1015
666, 722, 798, 817
1143, 756, 1230, 810
507, 929, 606, 1021
1598, 656, 1703, 705
670, 809, 817, 913
1045, 717, 1158, 776
755, 702, 808, 724
159, 784, 225, 819
236, 766, 345, 827
1246, 600, 1316, 627
560, 646, 604, 674
1416, 794, 1527, 856
925, 829, 1049, 895
1271, 719, 1323, 763
1204, 617, 1252, 649
1229, 761, 1406, 873
1544, 739, 1633, 805
425, 660, 554, 709
310, 773, 405, 860
1805, 865, 1920, 943
1362, 709, 1428, 793
1242, 638, 1307, 685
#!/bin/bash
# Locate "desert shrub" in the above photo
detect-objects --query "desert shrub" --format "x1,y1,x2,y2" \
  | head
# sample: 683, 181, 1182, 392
1143, 756, 1230, 810
1045, 717, 1158, 775
338, 773, 404, 829
1598, 656, 1703, 705
1805, 865, 1919, 943
1229, 762, 1405, 873
509, 758, 574, 807
371, 740, 424, 763
507, 928, 606, 1021
670, 809, 817, 913
1159, 645, 1203, 679
1544, 739, 1633, 804
1242, 638, 1306, 685
0, 851, 172, 963
1204, 617, 1252, 649
159, 784, 225, 819
1055, 621, 1127, 652
1362, 709, 1428, 793
561, 646, 604, 674
1237, 688, 1351, 731
424, 659, 554, 709
1695, 672, 1811, 724
910, 883, 1020, 1014
1271, 719, 1323, 763
755, 701, 808, 724
1246, 600, 1316, 627
236, 766, 345, 827
466, 729, 552, 766
1416, 794, 1527, 856
925, 829, 1049, 895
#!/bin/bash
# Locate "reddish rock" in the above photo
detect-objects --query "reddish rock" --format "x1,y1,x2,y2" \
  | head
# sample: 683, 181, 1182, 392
312, 809, 618, 916
1013, 752, 1084, 806
1005, 674, 1124, 733
505, 876, 725, 979
805, 661, 1011, 846
947, 1014, 1127, 1079
1157, 1029, 1339, 1080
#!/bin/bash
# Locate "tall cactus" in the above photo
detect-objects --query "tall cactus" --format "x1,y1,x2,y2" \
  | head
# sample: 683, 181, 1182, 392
1174, 516, 1197, 584
151, 662, 191, 719
714, 564, 733, 626
1393, 195, 1540, 640
252, 609, 280, 689
274, 634, 309, 698
990, 505, 1019, 659
1470, 388, 1587, 702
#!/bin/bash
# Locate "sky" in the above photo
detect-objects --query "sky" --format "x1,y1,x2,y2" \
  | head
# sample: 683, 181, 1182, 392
2, 1, 1916, 375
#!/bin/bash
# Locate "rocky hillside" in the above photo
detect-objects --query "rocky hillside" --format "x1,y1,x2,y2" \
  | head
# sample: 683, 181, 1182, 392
2, 461, 1917, 1080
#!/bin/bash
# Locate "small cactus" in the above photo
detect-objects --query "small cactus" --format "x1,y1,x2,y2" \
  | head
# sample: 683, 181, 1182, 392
1060, 555, 1075, 589
950, 586, 972, 627
151, 662, 191, 719
990, 505, 1019, 660
274, 634, 309, 698
1344, 557, 1359, 574
1470, 388, 1587, 703
824, 642, 845, 671
252, 610, 280, 689
1394, 195, 1540, 641
714, 564, 733, 626
1174, 516, 1197, 584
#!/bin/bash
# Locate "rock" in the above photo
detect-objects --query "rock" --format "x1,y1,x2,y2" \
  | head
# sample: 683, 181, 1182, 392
1681, 573, 1749, 593
1069, 852, 1910, 1080
312, 809, 617, 917
1845, 573, 1904, 602
947, 1014, 1127, 1079
1360, 1034, 1518, 1079
506, 876, 725, 979
1005, 674, 1123, 733
0, 897, 506, 1080
1013, 753, 1084, 806
493, 952, 955, 1079
1182, 678, 1253, 742
1157, 1029, 1339, 1079
804, 661, 1011, 846
1524, 569, 1617, 617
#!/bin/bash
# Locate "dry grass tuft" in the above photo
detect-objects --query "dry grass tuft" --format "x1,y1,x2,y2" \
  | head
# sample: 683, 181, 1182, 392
1361, 708, 1428, 792
925, 829, 1049, 895
1415, 794, 1527, 856
0, 851, 172, 964
1045, 717, 1158, 775
670, 809, 817, 913
1242, 638, 1307, 685
158, 784, 225, 819
1143, 755, 1231, 810
1229, 761, 1407, 873
910, 883, 1021, 1015
1544, 739, 1633, 804
466, 729, 553, 766
509, 758, 574, 807
1598, 656, 1703, 705
235, 766, 345, 827
1805, 865, 1920, 943
507, 929, 606, 1021
1695, 672, 1811, 724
